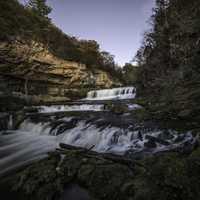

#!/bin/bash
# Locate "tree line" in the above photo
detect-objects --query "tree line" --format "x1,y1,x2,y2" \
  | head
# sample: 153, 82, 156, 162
134, 0, 200, 122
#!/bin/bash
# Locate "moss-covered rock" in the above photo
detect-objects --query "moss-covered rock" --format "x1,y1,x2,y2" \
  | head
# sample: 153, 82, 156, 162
104, 102, 129, 114
133, 148, 200, 200
11, 146, 200, 200
13, 152, 63, 200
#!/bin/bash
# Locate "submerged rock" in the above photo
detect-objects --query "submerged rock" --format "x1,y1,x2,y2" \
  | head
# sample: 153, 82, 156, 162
144, 138, 157, 148
145, 135, 170, 146
158, 130, 174, 140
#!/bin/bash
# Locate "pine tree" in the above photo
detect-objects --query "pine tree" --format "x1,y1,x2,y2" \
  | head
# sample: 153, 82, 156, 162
27, 0, 52, 17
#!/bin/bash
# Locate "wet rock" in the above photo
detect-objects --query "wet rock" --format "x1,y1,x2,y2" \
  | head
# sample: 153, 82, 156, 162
144, 139, 157, 148
0, 113, 9, 130
23, 107, 39, 113
174, 134, 186, 143
158, 130, 174, 140
138, 131, 143, 141
110, 131, 120, 144
145, 135, 170, 146
174, 138, 199, 154
50, 118, 78, 135
60, 184, 93, 200
105, 102, 129, 115
178, 109, 192, 118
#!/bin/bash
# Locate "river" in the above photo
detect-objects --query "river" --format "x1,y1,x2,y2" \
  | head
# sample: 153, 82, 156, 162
0, 87, 196, 177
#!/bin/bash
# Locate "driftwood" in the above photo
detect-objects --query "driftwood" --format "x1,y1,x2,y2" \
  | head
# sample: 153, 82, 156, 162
57, 143, 146, 171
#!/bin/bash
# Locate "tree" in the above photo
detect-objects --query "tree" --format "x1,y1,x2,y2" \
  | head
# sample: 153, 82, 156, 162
78, 40, 101, 67
27, 0, 52, 17
122, 63, 139, 85
100, 51, 115, 68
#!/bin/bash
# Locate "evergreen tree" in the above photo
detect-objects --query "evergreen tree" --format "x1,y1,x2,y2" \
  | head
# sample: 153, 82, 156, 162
135, 0, 200, 122
27, 0, 52, 17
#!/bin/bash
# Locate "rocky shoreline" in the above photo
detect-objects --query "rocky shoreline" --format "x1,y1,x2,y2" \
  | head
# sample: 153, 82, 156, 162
0, 106, 199, 200
1, 140, 200, 200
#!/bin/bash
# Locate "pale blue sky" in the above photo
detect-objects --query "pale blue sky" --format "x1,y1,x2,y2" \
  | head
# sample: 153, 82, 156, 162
19, 0, 155, 66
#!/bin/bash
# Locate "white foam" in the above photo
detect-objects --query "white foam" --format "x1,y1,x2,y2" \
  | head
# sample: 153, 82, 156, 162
36, 104, 104, 113
0, 117, 194, 176
86, 87, 136, 100
19, 119, 51, 135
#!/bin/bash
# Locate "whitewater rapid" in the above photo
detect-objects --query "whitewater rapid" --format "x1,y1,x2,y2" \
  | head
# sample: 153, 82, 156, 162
29, 103, 141, 114
34, 104, 104, 113
0, 115, 197, 176
86, 87, 136, 100
0, 86, 196, 176
16, 117, 197, 155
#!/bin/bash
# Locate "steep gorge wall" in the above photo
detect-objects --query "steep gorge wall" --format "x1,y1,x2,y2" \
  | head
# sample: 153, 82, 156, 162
0, 0, 122, 109
0, 38, 121, 105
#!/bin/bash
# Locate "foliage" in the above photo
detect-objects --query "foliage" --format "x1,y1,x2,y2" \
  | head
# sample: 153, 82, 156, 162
122, 63, 139, 85
135, 0, 200, 124
0, 0, 121, 80
134, 147, 200, 200
26, 0, 52, 18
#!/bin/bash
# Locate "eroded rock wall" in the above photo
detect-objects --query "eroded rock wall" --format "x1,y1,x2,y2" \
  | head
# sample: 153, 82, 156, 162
0, 39, 121, 105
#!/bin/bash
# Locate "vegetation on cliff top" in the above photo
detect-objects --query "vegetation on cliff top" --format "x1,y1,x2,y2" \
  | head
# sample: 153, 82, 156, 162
26, 0, 52, 18
0, 0, 123, 80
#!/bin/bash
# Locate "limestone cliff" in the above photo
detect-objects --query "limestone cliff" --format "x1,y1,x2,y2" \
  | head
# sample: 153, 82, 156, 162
0, 38, 121, 104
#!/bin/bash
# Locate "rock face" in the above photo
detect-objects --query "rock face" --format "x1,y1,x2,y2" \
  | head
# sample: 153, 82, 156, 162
0, 39, 121, 104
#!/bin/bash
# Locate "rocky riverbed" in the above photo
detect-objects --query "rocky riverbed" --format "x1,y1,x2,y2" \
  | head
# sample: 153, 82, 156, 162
0, 98, 199, 200
1, 141, 200, 200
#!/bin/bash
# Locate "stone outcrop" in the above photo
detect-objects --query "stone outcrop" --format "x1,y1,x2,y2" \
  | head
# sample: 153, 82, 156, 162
4, 143, 199, 200
0, 39, 121, 105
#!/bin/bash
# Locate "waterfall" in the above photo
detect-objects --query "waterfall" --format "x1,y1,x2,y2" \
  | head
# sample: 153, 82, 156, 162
86, 87, 136, 100
7, 115, 13, 130
36, 104, 104, 113
33, 103, 141, 114
15, 117, 196, 155
0, 130, 57, 176
0, 115, 196, 176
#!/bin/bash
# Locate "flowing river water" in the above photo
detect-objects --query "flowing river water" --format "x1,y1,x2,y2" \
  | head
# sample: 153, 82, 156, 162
0, 87, 197, 177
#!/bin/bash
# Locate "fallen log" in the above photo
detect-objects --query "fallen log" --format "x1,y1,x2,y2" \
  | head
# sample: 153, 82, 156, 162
58, 143, 146, 171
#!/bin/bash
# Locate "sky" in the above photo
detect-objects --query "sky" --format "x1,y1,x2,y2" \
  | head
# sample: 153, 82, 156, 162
20, 0, 155, 66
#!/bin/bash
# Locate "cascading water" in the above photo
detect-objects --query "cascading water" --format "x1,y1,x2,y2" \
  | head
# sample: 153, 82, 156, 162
0, 85, 197, 177
7, 115, 13, 130
35, 104, 104, 113
17, 117, 195, 155
86, 87, 136, 100
29, 103, 141, 114
0, 130, 57, 176
0, 114, 197, 176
